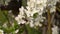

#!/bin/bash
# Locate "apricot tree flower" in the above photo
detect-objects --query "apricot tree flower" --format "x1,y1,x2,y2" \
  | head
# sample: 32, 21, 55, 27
15, 0, 59, 28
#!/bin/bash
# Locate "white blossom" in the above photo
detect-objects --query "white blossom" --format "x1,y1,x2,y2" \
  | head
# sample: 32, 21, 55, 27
30, 20, 34, 27
50, 6, 56, 13
0, 29, 4, 34
15, 29, 19, 33
3, 23, 7, 28
52, 25, 59, 34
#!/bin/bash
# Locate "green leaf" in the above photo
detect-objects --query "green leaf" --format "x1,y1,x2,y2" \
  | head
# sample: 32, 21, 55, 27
33, 13, 38, 18
0, 10, 8, 24
22, 0, 27, 8
26, 25, 42, 34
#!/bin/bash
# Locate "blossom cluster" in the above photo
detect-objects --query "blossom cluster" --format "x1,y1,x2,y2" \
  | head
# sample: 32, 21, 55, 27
15, 0, 59, 27
0, 29, 4, 34
47, 0, 59, 13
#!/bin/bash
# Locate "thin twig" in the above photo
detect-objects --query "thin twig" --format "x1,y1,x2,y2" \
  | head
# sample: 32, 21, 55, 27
47, 8, 52, 34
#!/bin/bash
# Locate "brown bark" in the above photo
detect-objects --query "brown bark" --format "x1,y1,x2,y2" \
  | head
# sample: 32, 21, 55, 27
47, 8, 52, 34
